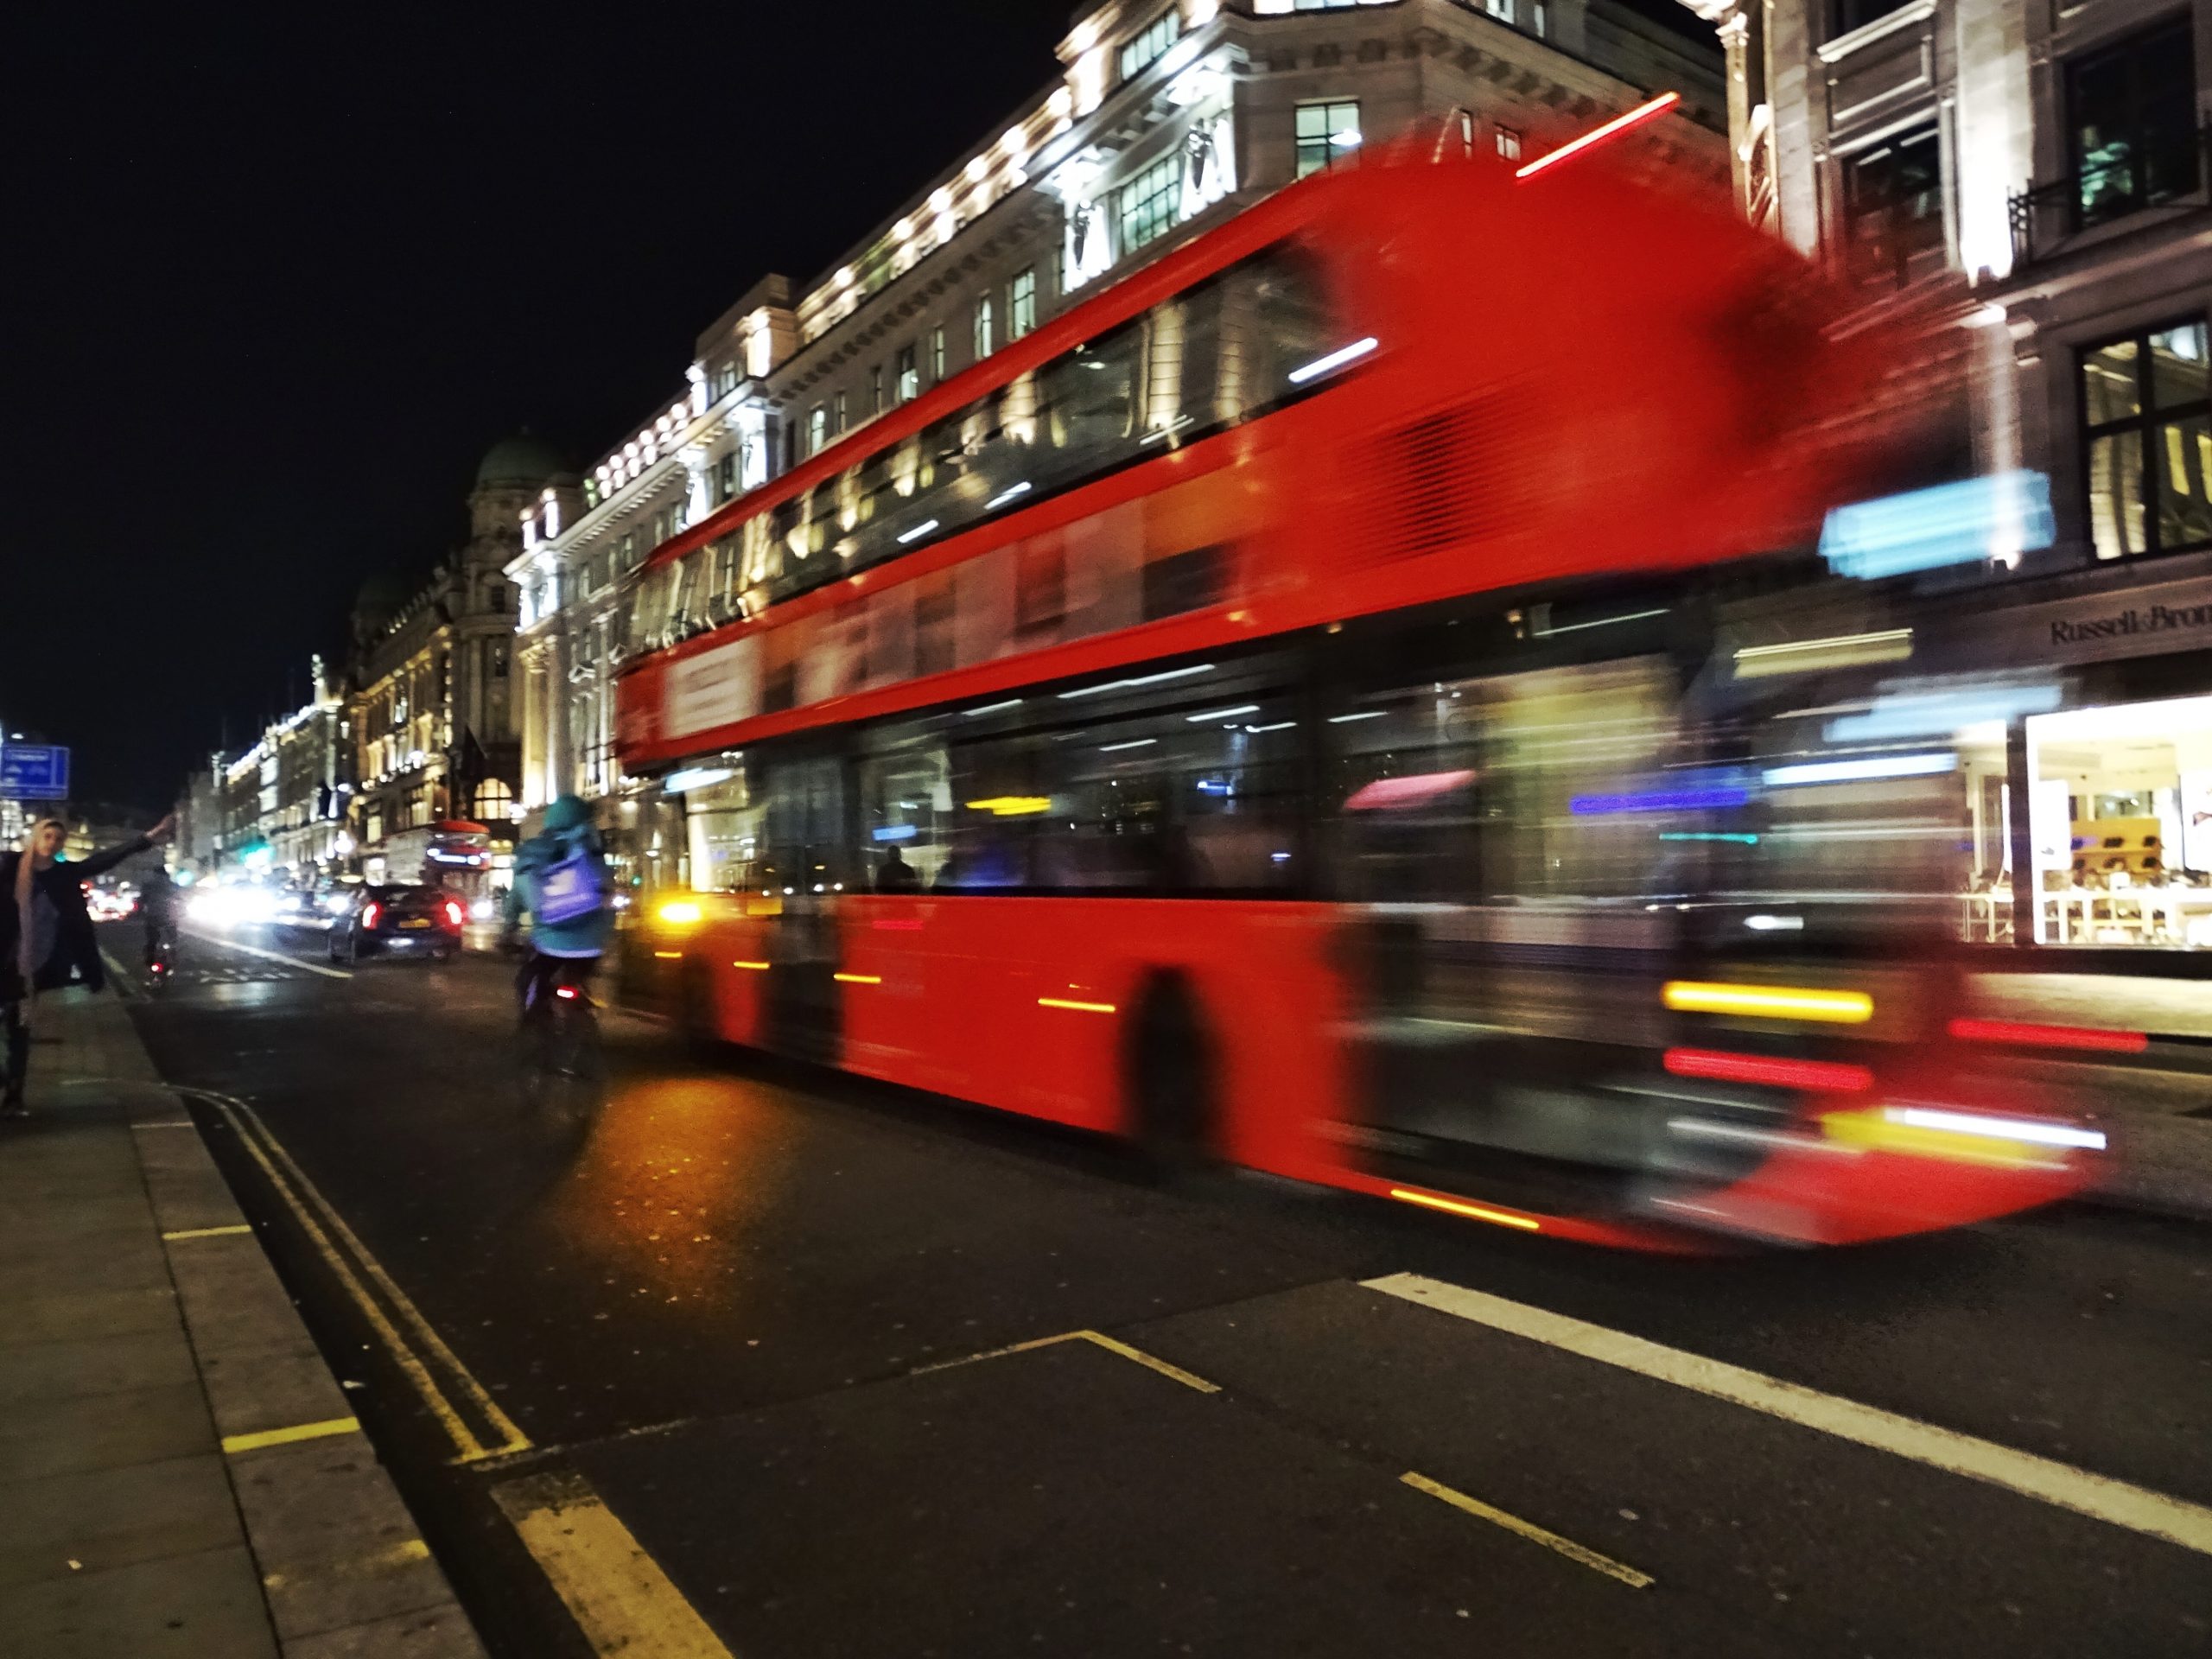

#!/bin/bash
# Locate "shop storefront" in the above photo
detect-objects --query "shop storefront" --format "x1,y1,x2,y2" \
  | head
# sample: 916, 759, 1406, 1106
1942, 569, 2212, 951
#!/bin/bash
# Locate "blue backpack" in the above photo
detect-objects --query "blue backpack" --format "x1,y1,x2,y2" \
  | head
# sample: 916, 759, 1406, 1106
535, 837, 607, 927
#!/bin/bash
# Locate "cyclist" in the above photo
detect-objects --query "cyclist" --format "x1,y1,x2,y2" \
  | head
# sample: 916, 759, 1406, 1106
138, 868, 181, 969
501, 794, 613, 1025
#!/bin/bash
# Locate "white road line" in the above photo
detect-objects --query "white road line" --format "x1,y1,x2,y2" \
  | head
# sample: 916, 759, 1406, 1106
184, 926, 353, 980
493, 1471, 734, 1658
1365, 1272, 2212, 1559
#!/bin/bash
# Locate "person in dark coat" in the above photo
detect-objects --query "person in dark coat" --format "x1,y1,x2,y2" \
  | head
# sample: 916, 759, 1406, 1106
1, 813, 173, 1116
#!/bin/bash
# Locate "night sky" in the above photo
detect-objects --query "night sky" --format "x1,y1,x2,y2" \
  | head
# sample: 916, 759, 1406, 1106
6, 0, 1704, 811
5, 3, 1077, 809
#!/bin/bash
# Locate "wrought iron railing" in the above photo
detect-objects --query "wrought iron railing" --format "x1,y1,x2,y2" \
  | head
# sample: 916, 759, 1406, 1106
2008, 124, 2209, 267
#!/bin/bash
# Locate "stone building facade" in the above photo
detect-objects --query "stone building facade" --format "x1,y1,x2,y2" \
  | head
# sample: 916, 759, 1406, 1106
348, 436, 563, 852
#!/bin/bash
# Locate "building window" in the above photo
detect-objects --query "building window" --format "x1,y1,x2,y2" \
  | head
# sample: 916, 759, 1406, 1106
808, 405, 829, 455
2082, 321, 2212, 561
1119, 152, 1184, 254
1495, 124, 1522, 162
620, 531, 637, 568
715, 450, 738, 503
1010, 268, 1038, 339
1118, 9, 1180, 83
1840, 125, 1945, 292
1484, 0, 1515, 22
1831, 0, 1915, 36
896, 345, 918, 403
1295, 100, 1362, 179
871, 363, 886, 414
930, 325, 947, 384
2068, 20, 2200, 230
973, 293, 994, 361
834, 390, 849, 435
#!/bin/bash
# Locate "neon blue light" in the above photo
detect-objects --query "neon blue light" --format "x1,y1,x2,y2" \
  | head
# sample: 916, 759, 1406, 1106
1820, 471, 2054, 580
872, 824, 919, 842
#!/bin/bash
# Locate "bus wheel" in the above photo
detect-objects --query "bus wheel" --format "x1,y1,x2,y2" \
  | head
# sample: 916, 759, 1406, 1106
1126, 972, 1218, 1171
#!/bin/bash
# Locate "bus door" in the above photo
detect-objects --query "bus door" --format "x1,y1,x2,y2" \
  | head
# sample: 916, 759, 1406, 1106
1332, 657, 1687, 1212
753, 748, 850, 1064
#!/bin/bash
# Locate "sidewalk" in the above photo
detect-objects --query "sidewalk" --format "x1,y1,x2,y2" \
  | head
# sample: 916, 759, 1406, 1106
0, 985, 485, 1658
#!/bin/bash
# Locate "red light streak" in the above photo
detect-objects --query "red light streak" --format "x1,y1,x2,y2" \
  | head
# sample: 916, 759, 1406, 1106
1515, 92, 1681, 181
1947, 1018, 2148, 1054
1664, 1047, 1872, 1094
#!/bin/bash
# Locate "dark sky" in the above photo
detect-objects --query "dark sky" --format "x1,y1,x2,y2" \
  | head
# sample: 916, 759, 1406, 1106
4, 2, 1078, 809
6, 0, 1710, 812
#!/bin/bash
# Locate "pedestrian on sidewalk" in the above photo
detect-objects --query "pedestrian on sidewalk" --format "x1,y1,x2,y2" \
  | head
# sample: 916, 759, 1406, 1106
1, 813, 174, 1116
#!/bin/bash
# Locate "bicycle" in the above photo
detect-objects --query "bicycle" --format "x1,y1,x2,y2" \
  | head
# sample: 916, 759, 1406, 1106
517, 958, 607, 1128
144, 928, 178, 994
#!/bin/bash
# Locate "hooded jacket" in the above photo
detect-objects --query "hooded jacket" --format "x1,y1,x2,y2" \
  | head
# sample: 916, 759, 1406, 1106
503, 797, 613, 957
1, 835, 154, 999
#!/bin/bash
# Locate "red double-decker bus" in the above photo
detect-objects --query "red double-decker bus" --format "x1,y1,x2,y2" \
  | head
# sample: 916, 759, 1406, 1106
609, 141, 2097, 1249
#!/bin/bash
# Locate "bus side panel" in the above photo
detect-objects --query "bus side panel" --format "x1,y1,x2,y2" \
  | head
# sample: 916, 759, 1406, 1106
694, 914, 773, 1046
833, 898, 1351, 1177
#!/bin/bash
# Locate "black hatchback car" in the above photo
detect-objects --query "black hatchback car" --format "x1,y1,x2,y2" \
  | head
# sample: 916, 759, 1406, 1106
327, 884, 466, 963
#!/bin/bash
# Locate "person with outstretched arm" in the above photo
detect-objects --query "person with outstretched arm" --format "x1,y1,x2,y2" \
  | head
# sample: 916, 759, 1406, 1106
1, 813, 175, 1117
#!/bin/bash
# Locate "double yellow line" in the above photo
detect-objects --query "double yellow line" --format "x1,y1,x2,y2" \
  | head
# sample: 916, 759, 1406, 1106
193, 1090, 531, 1465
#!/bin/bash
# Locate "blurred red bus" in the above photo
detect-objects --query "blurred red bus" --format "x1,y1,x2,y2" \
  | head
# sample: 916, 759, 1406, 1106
609, 144, 2095, 1249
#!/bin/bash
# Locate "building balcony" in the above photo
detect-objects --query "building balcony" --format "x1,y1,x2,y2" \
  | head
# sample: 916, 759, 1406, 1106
2008, 124, 2209, 270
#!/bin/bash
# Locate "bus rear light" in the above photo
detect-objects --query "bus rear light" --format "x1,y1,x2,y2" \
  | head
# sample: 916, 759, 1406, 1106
657, 899, 703, 925
1663, 1049, 1872, 1094
1947, 1017, 2147, 1054
1662, 982, 1873, 1024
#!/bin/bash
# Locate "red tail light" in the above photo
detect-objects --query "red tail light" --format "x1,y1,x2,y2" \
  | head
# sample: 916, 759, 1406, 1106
554, 984, 580, 1001
443, 899, 464, 927
1664, 1047, 1874, 1094
1948, 1017, 2148, 1054
362, 901, 382, 930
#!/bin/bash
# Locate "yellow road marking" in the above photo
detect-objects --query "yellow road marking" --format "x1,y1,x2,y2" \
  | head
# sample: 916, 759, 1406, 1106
133, 1121, 197, 1130
912, 1329, 1217, 1393
162, 1224, 252, 1241
1077, 1332, 1220, 1394
494, 1471, 734, 1659
1401, 1471, 1653, 1588
1368, 1272, 2212, 1560
201, 1091, 528, 1464
222, 1415, 361, 1455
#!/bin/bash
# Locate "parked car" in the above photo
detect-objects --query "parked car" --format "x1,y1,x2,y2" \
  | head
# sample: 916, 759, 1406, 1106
327, 884, 465, 964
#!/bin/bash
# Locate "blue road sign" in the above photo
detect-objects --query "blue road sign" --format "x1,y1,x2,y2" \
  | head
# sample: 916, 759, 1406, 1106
0, 745, 71, 800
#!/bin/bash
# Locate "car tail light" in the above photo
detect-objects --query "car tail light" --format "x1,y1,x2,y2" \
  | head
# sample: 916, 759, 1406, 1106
554, 984, 581, 1001
362, 901, 382, 930
443, 899, 464, 928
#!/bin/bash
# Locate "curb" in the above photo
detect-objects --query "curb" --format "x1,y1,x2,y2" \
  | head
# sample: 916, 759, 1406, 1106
118, 1044, 488, 1655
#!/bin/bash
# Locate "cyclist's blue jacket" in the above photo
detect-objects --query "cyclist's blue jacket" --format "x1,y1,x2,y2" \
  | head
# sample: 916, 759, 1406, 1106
504, 797, 613, 957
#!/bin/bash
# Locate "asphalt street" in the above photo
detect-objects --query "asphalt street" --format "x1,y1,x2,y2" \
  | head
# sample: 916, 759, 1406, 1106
105, 921, 2212, 1657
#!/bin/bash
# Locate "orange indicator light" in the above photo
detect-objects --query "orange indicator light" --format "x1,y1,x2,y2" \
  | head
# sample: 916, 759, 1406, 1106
1663, 982, 1872, 1024
833, 972, 883, 985
1038, 997, 1117, 1014
731, 960, 771, 971
1389, 1188, 1541, 1232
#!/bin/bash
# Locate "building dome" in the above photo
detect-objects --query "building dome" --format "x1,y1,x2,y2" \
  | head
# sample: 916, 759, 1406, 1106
474, 430, 567, 489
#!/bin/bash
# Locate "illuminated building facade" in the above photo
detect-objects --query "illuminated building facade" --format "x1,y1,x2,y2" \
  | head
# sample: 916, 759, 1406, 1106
213, 658, 349, 876
512, 0, 1727, 860
347, 435, 561, 854
1679, 0, 2209, 569
1681, 0, 2212, 950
